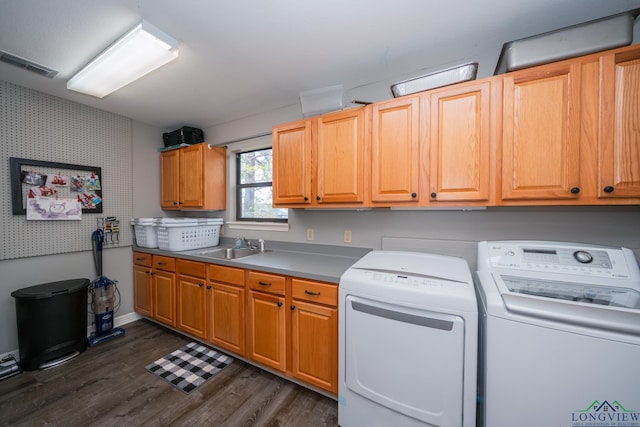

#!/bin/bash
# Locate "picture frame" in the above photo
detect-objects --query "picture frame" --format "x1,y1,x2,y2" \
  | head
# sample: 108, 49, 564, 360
9, 157, 103, 215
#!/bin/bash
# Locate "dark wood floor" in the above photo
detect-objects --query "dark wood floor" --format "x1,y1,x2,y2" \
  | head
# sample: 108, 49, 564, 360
0, 319, 338, 426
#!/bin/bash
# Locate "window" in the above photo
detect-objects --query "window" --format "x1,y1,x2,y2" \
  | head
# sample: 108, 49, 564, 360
236, 148, 287, 222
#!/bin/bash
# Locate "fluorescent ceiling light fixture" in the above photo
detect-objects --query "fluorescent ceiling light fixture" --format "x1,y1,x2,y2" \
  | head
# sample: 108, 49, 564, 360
67, 20, 179, 98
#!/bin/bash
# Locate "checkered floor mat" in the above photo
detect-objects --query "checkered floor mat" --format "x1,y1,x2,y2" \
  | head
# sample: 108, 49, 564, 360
145, 342, 233, 393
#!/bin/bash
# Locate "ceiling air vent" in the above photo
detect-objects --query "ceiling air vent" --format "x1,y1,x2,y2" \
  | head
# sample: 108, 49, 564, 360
0, 50, 58, 78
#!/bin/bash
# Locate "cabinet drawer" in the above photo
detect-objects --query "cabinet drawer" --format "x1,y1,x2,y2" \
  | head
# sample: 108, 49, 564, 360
177, 259, 207, 278
292, 279, 337, 307
153, 255, 176, 272
133, 252, 152, 267
247, 271, 285, 295
208, 264, 245, 286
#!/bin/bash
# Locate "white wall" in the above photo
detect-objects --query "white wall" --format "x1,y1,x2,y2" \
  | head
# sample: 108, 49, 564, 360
204, 64, 640, 272
0, 82, 164, 356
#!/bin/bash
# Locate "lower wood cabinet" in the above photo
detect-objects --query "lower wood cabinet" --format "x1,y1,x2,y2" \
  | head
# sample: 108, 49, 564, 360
176, 259, 208, 339
247, 271, 287, 372
208, 264, 245, 356
290, 279, 338, 394
133, 253, 339, 395
133, 252, 176, 327
133, 253, 153, 317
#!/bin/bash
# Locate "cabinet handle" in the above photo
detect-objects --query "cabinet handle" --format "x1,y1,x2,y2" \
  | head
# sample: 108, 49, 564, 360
198, 282, 204, 287
316, 196, 321, 201
136, 257, 145, 261
145, 270, 152, 275
430, 192, 436, 198
173, 201, 178, 205
290, 305, 296, 310
411, 192, 417, 198
303, 196, 309, 201
603, 186, 614, 193
157, 262, 166, 265
277, 301, 283, 307
304, 290, 320, 296
570, 187, 580, 194
258, 281, 272, 287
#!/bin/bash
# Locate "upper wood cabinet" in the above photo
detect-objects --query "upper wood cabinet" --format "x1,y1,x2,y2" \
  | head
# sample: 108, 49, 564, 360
270, 44, 640, 208
315, 108, 366, 204
272, 108, 366, 207
160, 143, 226, 210
159, 149, 180, 209
424, 80, 496, 204
598, 46, 640, 200
272, 120, 312, 205
501, 61, 582, 201
370, 96, 420, 204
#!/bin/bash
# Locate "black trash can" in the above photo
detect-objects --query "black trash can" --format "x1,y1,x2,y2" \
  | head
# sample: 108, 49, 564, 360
11, 278, 90, 371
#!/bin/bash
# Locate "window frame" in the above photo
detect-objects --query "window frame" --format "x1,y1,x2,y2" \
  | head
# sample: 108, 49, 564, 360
235, 148, 287, 223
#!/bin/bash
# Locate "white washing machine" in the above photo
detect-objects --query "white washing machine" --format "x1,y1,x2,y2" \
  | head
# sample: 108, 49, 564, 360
475, 240, 640, 427
338, 251, 478, 427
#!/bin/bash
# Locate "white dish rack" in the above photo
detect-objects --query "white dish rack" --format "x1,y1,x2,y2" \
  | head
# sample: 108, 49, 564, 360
131, 218, 223, 251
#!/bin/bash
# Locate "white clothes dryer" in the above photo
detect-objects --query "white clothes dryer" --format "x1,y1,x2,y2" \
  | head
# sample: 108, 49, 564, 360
339, 251, 478, 427
475, 240, 640, 427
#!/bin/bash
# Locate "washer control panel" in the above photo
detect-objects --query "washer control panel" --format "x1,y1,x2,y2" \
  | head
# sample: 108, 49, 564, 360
486, 241, 632, 279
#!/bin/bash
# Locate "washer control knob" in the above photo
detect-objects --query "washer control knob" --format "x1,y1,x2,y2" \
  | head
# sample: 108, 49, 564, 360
574, 251, 593, 264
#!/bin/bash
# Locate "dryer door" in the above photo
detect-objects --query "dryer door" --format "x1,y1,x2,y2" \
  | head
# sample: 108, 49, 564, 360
344, 295, 465, 426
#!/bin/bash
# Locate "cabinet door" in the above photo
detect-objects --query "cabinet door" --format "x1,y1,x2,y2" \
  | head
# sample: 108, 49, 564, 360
315, 108, 366, 204
160, 149, 180, 209
179, 144, 205, 208
291, 300, 338, 394
599, 47, 640, 198
154, 270, 176, 327
370, 96, 420, 203
248, 290, 286, 372
272, 120, 312, 205
428, 81, 492, 202
133, 265, 153, 317
502, 63, 581, 200
177, 274, 207, 339
208, 282, 245, 356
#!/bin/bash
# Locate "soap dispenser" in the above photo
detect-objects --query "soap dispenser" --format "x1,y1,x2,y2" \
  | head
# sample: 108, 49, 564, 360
235, 236, 243, 249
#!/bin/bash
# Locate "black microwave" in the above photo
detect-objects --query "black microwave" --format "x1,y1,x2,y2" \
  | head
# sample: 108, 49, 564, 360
163, 126, 204, 147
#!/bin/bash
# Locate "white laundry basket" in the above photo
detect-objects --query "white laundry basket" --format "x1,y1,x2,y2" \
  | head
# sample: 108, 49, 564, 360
156, 218, 223, 251
131, 218, 159, 248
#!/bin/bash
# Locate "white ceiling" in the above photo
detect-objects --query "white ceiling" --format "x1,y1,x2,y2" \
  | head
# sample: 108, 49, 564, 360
1, 0, 639, 130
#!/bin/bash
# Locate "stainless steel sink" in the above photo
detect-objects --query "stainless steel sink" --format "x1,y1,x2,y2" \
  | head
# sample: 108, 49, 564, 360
196, 247, 260, 260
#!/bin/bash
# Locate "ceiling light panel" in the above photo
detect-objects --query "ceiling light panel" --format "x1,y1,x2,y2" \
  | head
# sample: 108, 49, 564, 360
67, 20, 179, 98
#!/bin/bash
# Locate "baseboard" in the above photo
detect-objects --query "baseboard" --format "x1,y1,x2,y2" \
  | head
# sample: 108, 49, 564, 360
87, 311, 142, 336
0, 350, 19, 363
4, 312, 143, 365
115, 311, 142, 327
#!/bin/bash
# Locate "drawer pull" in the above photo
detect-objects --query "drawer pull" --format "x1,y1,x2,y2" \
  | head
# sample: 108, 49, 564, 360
304, 290, 320, 296
136, 257, 146, 261
258, 281, 272, 287
157, 261, 167, 265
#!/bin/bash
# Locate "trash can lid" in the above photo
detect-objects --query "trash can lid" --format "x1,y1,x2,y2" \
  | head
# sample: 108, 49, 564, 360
11, 278, 91, 300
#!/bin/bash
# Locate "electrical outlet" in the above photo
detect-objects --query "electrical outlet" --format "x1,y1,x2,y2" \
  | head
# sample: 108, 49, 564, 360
344, 230, 352, 243
307, 228, 314, 241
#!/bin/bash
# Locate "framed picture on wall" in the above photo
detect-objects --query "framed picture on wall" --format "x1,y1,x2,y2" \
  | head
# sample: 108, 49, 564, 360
9, 157, 103, 215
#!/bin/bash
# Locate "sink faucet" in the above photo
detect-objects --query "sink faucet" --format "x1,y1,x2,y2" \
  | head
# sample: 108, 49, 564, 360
243, 237, 258, 250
